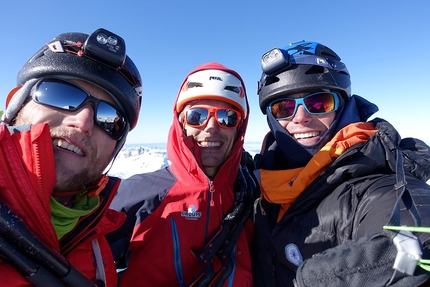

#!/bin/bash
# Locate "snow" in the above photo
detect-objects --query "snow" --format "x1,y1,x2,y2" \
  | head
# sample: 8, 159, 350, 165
108, 142, 263, 179
108, 145, 170, 179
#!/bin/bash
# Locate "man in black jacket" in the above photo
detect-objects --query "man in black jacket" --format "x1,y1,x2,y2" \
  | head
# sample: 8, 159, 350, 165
253, 41, 430, 286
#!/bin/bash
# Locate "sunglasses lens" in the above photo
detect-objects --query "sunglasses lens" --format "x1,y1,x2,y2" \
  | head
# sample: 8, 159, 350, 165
270, 99, 296, 119
96, 102, 127, 140
270, 92, 337, 119
304, 93, 335, 113
186, 107, 240, 128
34, 79, 87, 110
34, 79, 127, 140
186, 108, 209, 126
216, 109, 239, 128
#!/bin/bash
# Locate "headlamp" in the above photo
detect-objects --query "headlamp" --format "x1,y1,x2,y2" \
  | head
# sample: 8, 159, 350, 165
261, 47, 341, 77
257, 43, 347, 94
261, 48, 290, 76
83, 28, 126, 69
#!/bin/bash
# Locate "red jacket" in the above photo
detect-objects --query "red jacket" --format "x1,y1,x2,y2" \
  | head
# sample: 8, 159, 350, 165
109, 64, 254, 286
0, 123, 125, 286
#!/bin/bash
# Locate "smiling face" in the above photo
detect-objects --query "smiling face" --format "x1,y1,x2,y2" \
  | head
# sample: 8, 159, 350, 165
182, 99, 239, 178
12, 79, 117, 193
276, 92, 336, 146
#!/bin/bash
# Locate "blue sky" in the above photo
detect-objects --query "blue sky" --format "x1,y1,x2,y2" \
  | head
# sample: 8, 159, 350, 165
1, 1, 429, 144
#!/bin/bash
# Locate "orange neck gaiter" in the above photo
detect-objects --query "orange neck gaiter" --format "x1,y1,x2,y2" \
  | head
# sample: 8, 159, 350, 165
258, 122, 377, 222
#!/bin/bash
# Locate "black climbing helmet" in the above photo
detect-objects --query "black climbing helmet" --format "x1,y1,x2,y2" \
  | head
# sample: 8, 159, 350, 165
257, 41, 350, 114
17, 28, 142, 130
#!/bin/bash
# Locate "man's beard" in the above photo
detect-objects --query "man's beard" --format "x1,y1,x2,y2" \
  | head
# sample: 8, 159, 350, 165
53, 164, 100, 192
51, 130, 110, 193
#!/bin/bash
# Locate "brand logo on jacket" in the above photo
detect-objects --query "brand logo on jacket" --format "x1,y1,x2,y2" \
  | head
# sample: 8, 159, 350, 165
285, 243, 303, 266
181, 204, 202, 220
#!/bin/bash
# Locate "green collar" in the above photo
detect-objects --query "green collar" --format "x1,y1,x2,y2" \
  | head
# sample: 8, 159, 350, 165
50, 194, 100, 239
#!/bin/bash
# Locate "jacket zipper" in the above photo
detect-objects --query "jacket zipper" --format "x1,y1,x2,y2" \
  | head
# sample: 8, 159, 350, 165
33, 139, 51, 213
60, 197, 105, 255
209, 180, 215, 207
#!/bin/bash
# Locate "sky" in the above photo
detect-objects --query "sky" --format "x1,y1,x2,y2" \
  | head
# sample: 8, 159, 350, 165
1, 1, 429, 145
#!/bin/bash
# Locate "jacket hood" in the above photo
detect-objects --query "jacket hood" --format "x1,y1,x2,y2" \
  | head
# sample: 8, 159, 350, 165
167, 63, 250, 182
311, 118, 430, 187
370, 118, 430, 182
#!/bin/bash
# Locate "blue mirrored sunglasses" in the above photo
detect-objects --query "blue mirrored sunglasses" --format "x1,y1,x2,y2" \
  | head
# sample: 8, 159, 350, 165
32, 78, 127, 140
268, 91, 340, 120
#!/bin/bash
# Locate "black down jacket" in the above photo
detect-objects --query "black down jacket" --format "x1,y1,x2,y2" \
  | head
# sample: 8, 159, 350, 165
253, 118, 430, 287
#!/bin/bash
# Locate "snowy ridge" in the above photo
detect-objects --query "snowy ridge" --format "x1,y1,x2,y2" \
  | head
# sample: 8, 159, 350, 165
108, 143, 430, 185
108, 142, 262, 179
108, 145, 170, 179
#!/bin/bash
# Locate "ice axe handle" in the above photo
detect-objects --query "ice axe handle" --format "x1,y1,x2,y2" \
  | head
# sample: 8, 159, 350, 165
0, 198, 96, 287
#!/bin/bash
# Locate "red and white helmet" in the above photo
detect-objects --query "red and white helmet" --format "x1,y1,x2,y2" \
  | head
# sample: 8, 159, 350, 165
176, 62, 248, 119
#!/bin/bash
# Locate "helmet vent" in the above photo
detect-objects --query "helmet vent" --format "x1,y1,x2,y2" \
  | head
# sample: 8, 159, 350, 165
305, 65, 326, 75
225, 86, 240, 94
188, 82, 203, 88
265, 76, 280, 87
321, 51, 337, 58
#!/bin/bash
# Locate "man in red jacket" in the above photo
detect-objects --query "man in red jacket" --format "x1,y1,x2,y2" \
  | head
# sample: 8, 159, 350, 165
108, 62, 256, 286
0, 28, 142, 287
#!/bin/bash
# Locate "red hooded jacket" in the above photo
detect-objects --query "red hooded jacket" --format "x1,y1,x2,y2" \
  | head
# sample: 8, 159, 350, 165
109, 63, 254, 286
0, 123, 125, 286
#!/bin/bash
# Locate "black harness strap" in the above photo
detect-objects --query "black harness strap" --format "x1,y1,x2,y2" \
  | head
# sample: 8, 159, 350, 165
386, 148, 423, 284
187, 167, 254, 287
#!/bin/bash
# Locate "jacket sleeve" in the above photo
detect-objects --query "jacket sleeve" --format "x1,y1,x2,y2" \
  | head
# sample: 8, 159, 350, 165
106, 168, 174, 269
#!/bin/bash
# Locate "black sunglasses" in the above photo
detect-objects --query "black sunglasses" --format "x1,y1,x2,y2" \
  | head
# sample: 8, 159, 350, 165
32, 78, 127, 140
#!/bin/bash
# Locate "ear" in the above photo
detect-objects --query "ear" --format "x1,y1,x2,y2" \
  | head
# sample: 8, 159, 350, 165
2, 86, 22, 121
6, 86, 22, 108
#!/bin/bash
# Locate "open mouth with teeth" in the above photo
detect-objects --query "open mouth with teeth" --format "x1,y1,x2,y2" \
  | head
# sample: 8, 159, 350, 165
293, 131, 321, 140
53, 139, 84, 156
197, 141, 221, 148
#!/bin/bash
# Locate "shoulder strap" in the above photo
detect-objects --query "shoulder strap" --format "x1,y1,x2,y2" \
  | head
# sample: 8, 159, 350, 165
387, 148, 421, 227
386, 148, 424, 283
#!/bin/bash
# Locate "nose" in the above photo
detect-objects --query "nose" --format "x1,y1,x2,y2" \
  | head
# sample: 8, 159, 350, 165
204, 114, 220, 131
63, 104, 95, 136
291, 105, 311, 124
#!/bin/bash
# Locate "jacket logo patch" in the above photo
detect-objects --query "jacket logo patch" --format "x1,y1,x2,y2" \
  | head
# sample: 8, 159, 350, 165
285, 243, 303, 266
181, 204, 202, 220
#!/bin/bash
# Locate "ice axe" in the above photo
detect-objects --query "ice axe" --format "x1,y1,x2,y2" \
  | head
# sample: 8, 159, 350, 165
0, 198, 97, 287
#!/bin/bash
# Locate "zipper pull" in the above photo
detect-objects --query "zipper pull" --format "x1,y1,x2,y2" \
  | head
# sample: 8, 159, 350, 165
209, 181, 215, 207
